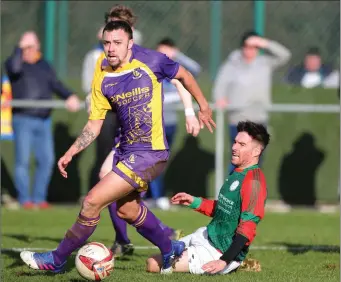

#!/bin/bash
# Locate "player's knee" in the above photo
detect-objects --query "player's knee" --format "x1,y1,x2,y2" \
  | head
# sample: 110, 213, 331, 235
116, 207, 134, 221
116, 202, 140, 222
146, 257, 160, 273
81, 194, 101, 217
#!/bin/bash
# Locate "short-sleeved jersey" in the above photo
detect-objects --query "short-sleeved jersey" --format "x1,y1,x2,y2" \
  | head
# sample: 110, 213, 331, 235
90, 45, 180, 151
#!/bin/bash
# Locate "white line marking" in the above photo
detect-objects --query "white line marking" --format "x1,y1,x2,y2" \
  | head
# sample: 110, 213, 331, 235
1, 245, 339, 253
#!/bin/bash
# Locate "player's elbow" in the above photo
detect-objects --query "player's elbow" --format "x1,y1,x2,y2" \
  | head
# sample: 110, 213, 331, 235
176, 65, 193, 83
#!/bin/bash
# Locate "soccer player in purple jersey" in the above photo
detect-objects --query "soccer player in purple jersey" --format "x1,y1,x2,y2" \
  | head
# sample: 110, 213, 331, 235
20, 20, 215, 274
92, 5, 192, 257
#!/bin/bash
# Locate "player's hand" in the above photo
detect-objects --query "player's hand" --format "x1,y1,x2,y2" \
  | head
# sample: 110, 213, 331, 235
202, 259, 227, 274
171, 192, 194, 206
198, 106, 216, 133
245, 36, 269, 49
58, 154, 72, 178
19, 32, 36, 49
186, 115, 200, 137
65, 94, 81, 112
85, 93, 91, 115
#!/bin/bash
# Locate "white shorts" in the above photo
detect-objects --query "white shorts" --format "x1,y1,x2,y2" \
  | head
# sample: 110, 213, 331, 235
179, 227, 241, 275
100, 150, 115, 177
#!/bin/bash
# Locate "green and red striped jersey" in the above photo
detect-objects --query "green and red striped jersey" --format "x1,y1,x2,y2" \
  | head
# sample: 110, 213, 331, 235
191, 164, 267, 261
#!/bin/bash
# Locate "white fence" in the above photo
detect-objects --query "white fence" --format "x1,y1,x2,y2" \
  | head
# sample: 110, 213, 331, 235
3, 100, 340, 198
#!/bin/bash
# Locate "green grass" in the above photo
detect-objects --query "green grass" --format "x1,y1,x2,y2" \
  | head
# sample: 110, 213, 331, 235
1, 207, 340, 281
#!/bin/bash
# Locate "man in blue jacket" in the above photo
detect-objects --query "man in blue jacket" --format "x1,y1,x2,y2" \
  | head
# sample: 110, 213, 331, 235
5, 31, 80, 209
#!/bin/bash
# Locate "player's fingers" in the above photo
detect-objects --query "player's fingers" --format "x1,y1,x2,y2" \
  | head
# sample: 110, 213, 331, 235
193, 125, 200, 137
204, 120, 213, 133
171, 193, 185, 201
210, 118, 217, 128
202, 262, 213, 272
199, 119, 204, 129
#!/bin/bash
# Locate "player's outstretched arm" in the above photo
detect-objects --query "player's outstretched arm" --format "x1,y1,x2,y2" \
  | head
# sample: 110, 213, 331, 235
173, 66, 216, 133
58, 119, 103, 178
171, 79, 200, 137
171, 193, 217, 217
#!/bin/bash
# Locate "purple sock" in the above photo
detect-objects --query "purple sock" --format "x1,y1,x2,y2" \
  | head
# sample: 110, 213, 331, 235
52, 213, 100, 265
108, 202, 130, 244
131, 205, 172, 254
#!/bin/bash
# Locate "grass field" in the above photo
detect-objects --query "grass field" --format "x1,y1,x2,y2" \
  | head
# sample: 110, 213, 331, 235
1, 206, 340, 281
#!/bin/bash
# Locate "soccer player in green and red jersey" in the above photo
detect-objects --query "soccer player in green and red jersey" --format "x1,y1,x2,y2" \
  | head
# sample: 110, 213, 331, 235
146, 121, 270, 275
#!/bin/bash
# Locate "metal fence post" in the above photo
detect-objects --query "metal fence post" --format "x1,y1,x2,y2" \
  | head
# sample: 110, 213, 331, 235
210, 0, 222, 81
254, 0, 265, 36
215, 108, 225, 198
57, 0, 68, 78
44, 0, 56, 64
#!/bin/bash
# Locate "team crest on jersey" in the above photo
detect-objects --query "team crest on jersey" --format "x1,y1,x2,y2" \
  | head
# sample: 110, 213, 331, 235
230, 181, 239, 191
128, 154, 136, 164
132, 68, 142, 79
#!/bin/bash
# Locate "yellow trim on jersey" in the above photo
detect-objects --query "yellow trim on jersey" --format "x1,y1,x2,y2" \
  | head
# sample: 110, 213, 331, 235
116, 162, 148, 191
89, 69, 112, 120
128, 60, 165, 150
91, 53, 166, 149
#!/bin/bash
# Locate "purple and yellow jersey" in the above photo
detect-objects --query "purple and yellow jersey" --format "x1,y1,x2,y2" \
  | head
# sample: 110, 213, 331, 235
89, 45, 180, 151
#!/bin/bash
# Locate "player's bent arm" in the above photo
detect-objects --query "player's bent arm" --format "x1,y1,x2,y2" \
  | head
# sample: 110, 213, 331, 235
237, 170, 267, 244
64, 119, 104, 158
174, 66, 209, 112
220, 170, 267, 264
189, 197, 217, 217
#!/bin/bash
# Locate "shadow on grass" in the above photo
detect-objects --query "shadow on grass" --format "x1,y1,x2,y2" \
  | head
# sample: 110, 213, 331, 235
3, 233, 61, 244
270, 242, 340, 255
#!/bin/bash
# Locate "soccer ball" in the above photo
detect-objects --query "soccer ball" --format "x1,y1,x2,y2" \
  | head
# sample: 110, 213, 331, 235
75, 242, 114, 281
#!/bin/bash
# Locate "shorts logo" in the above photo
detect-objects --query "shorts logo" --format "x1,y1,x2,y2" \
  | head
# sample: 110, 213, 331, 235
230, 181, 239, 191
128, 154, 136, 164
132, 68, 142, 79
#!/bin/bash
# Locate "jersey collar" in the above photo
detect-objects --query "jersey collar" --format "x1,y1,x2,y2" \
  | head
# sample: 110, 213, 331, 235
234, 164, 259, 173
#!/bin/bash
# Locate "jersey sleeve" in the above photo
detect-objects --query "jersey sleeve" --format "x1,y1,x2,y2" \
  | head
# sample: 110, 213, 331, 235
95, 52, 107, 72
236, 169, 267, 245
194, 198, 217, 217
155, 54, 180, 81
89, 72, 111, 120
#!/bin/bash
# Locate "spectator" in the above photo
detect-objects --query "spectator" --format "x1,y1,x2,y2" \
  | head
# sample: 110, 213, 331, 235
5, 31, 80, 209
214, 30, 291, 174
82, 26, 104, 98
105, 4, 143, 46
149, 37, 201, 210
285, 47, 339, 89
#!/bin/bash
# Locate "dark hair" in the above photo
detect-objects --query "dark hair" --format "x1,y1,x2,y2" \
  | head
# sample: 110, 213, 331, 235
103, 20, 133, 40
237, 121, 270, 149
240, 30, 259, 47
306, 46, 321, 56
104, 5, 137, 26
157, 37, 176, 47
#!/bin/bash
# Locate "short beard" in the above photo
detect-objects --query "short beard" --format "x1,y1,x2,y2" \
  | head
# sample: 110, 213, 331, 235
109, 59, 121, 70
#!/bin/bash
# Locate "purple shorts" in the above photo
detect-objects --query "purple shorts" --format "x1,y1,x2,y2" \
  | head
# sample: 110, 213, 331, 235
112, 149, 169, 192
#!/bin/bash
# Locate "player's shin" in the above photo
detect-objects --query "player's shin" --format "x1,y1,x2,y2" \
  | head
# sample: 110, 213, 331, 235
131, 204, 172, 254
52, 213, 100, 265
